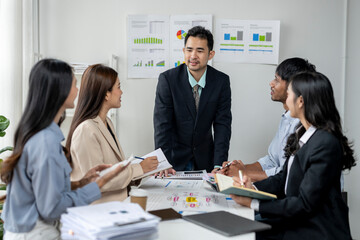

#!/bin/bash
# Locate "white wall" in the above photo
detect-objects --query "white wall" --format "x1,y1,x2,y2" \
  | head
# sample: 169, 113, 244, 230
38, 0, 359, 238
344, 0, 360, 238
0, 0, 25, 158
39, 0, 347, 157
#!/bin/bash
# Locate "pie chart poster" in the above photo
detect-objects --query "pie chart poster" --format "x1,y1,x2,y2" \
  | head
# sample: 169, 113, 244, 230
170, 15, 213, 68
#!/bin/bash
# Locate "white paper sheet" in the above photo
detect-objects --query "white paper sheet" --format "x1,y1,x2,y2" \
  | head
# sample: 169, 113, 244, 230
214, 19, 280, 64
132, 148, 172, 180
127, 15, 170, 78
169, 15, 213, 68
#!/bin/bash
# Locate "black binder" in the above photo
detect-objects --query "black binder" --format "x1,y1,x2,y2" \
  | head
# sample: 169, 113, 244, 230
183, 211, 271, 237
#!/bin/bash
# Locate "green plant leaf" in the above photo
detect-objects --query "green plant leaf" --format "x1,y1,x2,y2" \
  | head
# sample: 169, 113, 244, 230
0, 115, 10, 132
0, 146, 13, 155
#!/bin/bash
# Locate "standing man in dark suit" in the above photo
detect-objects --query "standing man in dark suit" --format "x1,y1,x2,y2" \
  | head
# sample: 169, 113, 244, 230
154, 26, 231, 173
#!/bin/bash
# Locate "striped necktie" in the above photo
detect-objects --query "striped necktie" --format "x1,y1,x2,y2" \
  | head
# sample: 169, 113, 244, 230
193, 84, 200, 111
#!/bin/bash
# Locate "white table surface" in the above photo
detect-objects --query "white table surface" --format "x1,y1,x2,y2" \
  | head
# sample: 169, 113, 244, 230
126, 176, 255, 240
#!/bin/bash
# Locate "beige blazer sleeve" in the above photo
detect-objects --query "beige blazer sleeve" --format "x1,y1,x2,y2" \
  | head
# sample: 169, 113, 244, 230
70, 117, 143, 194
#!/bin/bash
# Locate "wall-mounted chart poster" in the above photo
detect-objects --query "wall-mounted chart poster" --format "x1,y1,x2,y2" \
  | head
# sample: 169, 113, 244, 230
170, 15, 213, 69
128, 15, 170, 78
214, 19, 280, 65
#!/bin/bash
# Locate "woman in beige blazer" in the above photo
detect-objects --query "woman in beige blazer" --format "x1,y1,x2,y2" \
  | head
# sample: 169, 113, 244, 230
66, 64, 158, 204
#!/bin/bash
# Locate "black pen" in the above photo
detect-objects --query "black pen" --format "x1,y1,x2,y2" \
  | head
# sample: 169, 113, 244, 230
134, 156, 144, 160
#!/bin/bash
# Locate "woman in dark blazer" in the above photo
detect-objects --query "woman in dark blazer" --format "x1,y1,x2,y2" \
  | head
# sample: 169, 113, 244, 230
231, 72, 355, 240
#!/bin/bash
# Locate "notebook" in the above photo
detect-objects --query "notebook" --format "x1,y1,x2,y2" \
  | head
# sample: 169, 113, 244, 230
215, 173, 277, 200
183, 211, 271, 237
148, 208, 182, 221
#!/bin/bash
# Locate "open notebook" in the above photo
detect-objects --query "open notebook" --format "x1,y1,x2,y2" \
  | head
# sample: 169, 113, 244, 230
215, 173, 277, 200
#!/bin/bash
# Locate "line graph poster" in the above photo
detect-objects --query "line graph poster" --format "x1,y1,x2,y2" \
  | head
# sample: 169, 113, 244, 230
127, 15, 170, 78
214, 19, 280, 64
170, 15, 212, 68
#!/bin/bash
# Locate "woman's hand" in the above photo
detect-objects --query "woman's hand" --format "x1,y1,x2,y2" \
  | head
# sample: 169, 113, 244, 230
96, 163, 130, 188
140, 156, 158, 173
155, 168, 176, 177
230, 174, 254, 208
233, 174, 253, 189
71, 164, 112, 190
230, 194, 252, 208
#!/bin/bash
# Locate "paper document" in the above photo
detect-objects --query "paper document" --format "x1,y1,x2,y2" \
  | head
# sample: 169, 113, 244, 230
155, 170, 207, 180
132, 148, 172, 180
61, 201, 160, 240
146, 190, 228, 212
99, 149, 172, 180
99, 154, 136, 177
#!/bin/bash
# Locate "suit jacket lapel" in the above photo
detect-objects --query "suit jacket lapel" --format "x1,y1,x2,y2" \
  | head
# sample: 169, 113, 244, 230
93, 116, 123, 160
180, 65, 197, 120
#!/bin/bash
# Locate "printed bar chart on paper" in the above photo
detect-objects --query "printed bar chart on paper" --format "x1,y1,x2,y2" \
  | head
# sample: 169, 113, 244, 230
247, 21, 280, 63
215, 19, 280, 64
215, 20, 246, 60
224, 31, 243, 41
134, 37, 163, 44
128, 15, 169, 78
174, 60, 185, 67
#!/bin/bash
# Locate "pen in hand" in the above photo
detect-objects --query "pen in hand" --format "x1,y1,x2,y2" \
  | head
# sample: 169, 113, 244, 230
218, 161, 232, 171
239, 170, 245, 187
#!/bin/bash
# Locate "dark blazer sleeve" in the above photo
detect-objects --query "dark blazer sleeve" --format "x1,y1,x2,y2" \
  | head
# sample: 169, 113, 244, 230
258, 132, 342, 219
154, 72, 174, 163
213, 74, 232, 166
254, 161, 288, 198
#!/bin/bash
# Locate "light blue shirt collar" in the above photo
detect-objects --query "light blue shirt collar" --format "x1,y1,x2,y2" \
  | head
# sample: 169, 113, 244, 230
187, 67, 207, 89
50, 121, 65, 142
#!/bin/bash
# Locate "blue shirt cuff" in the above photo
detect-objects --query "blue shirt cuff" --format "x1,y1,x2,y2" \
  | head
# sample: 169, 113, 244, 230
77, 182, 101, 204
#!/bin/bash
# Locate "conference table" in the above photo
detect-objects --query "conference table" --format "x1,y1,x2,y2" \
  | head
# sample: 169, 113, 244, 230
127, 176, 255, 240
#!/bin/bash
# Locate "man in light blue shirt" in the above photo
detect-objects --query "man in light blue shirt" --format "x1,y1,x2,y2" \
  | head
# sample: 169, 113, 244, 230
222, 58, 316, 181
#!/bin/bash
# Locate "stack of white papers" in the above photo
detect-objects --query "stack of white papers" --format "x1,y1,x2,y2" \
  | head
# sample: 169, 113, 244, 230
61, 201, 160, 240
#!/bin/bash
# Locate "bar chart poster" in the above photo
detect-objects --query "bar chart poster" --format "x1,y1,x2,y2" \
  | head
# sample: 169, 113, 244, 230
247, 20, 280, 64
170, 15, 213, 68
128, 15, 170, 78
214, 19, 246, 63
214, 19, 280, 64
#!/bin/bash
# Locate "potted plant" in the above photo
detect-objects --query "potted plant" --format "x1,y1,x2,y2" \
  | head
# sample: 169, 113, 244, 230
0, 115, 12, 239
0, 115, 13, 158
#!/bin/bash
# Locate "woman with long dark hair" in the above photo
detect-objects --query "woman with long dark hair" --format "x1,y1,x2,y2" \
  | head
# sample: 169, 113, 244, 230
0, 59, 127, 239
231, 72, 355, 240
66, 64, 158, 204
